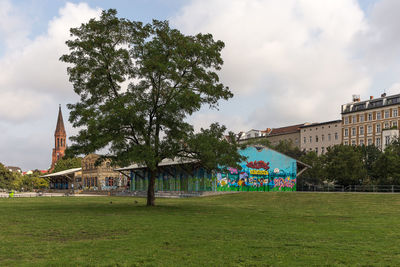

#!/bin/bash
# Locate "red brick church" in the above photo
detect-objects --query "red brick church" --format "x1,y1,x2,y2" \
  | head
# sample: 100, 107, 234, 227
50, 105, 67, 171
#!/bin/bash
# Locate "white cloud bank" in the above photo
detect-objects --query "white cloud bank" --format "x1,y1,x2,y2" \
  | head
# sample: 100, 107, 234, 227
0, 2, 100, 122
172, 0, 372, 128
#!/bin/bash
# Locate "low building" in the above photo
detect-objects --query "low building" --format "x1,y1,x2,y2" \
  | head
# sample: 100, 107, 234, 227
116, 145, 310, 192
300, 120, 342, 155
81, 154, 124, 190
265, 124, 305, 148
41, 167, 81, 190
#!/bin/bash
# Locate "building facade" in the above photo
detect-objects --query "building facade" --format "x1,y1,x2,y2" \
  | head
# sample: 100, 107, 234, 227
300, 120, 342, 155
265, 124, 304, 148
341, 94, 400, 149
81, 154, 124, 190
50, 105, 67, 171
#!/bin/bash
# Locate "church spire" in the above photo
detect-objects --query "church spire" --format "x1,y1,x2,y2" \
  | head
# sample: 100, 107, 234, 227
50, 105, 67, 171
55, 104, 66, 135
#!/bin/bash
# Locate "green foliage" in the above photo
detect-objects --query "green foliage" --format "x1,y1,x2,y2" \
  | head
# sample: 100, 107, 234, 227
0, 163, 16, 190
61, 9, 241, 205
52, 157, 82, 173
242, 139, 304, 159
298, 152, 326, 185
324, 145, 367, 186
13, 170, 49, 191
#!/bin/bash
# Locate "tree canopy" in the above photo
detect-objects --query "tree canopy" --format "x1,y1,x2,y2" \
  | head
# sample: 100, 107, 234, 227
61, 9, 244, 205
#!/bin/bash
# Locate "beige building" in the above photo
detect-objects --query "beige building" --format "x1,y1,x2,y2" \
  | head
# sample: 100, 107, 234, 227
81, 154, 124, 190
300, 120, 342, 155
266, 124, 304, 148
341, 93, 400, 149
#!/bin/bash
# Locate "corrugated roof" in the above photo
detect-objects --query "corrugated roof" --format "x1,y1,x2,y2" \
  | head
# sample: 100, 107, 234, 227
41, 167, 81, 177
115, 158, 198, 171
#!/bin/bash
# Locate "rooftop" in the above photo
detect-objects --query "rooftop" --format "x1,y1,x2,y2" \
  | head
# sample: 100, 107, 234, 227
299, 120, 342, 128
342, 93, 400, 114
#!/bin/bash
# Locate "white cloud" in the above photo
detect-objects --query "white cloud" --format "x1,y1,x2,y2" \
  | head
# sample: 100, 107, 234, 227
0, 2, 101, 122
172, 0, 371, 129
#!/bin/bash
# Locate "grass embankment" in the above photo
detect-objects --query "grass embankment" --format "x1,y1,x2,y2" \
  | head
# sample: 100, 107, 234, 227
1, 193, 400, 266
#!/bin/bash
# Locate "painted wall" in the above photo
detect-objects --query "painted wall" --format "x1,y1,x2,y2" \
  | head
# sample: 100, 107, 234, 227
129, 146, 297, 192
216, 146, 297, 192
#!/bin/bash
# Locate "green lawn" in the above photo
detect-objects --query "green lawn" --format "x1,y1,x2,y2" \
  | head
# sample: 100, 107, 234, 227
1, 193, 400, 266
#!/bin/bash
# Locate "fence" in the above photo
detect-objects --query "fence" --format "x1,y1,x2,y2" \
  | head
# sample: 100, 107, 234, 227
297, 184, 400, 193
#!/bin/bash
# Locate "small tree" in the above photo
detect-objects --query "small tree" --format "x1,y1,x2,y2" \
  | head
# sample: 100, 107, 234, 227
61, 9, 243, 206
52, 156, 82, 173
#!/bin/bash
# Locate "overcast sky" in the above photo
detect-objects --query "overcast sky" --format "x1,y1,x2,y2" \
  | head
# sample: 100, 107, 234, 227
2, 0, 400, 170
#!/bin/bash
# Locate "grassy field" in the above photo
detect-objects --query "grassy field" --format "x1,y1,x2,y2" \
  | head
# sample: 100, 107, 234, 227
1, 193, 400, 266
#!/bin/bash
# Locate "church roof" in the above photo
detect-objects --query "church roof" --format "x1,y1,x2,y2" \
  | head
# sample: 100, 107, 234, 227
55, 105, 66, 134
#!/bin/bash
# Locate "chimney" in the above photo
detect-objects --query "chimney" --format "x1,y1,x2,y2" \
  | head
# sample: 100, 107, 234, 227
381, 93, 387, 98
370, 96, 374, 100
352, 94, 360, 102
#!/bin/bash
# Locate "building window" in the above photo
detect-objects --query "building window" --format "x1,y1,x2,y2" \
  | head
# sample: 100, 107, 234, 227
359, 126, 364, 135
351, 140, 356, 146
360, 115, 364, 122
393, 121, 398, 128
310, 136, 312, 143
328, 133, 331, 141
376, 137, 381, 147
385, 136, 390, 145
394, 109, 398, 117
359, 139, 364, 146
368, 113, 372, 121
384, 122, 389, 129
377, 112, 381, 120
367, 125, 372, 134
368, 139, 373, 146
344, 141, 349, 145
315, 135, 319, 142
322, 134, 325, 141
352, 115, 356, 123
352, 128, 356, 136
321, 147, 325, 154
385, 110, 390, 118
376, 124, 381, 133
344, 117, 349, 124
335, 132, 338, 140
303, 137, 306, 144
315, 147, 318, 154
344, 129, 349, 137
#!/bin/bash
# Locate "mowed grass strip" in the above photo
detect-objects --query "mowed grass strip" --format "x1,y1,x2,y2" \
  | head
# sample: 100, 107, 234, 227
1, 193, 400, 266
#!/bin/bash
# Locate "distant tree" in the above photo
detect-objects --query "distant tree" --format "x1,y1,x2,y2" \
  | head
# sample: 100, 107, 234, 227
0, 163, 16, 190
60, 9, 243, 206
324, 145, 367, 186
360, 145, 382, 184
298, 151, 326, 185
372, 139, 400, 184
273, 140, 305, 159
52, 157, 82, 173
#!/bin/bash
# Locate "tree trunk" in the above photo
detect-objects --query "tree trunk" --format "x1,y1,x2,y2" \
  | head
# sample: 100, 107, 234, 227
147, 170, 156, 206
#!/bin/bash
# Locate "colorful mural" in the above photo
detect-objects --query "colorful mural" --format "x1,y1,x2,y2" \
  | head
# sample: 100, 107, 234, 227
216, 146, 297, 192
129, 146, 298, 192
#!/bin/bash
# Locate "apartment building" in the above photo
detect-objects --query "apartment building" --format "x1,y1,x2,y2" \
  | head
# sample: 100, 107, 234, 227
341, 93, 400, 149
300, 120, 342, 155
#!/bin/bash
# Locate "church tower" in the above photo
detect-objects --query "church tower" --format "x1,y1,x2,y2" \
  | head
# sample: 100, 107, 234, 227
50, 105, 67, 170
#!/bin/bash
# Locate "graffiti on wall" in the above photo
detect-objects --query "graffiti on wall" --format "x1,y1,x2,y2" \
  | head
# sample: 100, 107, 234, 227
216, 159, 296, 192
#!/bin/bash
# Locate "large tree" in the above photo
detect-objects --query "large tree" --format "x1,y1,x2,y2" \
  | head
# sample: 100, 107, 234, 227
61, 9, 243, 205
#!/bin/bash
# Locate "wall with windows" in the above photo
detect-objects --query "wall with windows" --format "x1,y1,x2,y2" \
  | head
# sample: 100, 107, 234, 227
300, 120, 342, 155
342, 105, 400, 149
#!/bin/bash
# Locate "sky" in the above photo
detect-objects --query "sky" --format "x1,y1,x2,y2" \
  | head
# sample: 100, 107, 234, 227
2, 0, 400, 171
